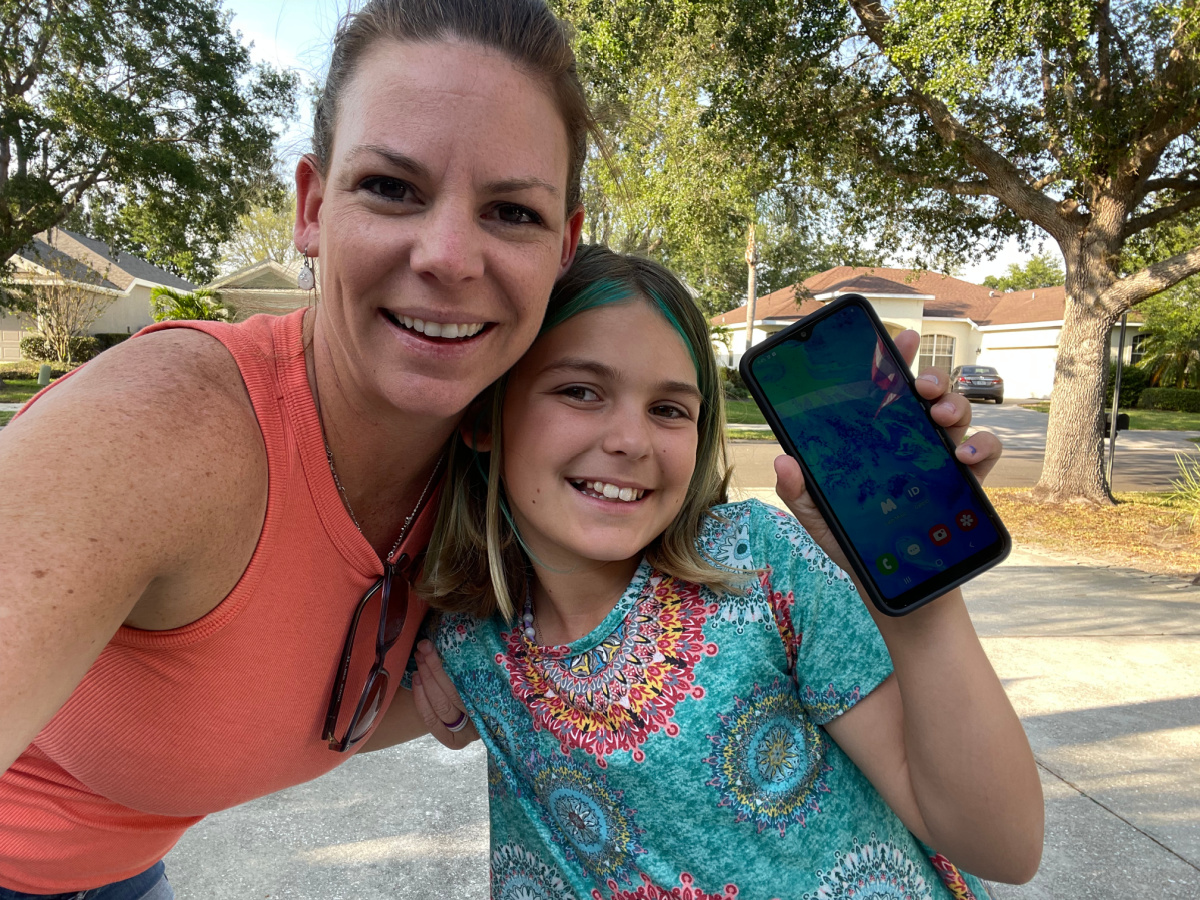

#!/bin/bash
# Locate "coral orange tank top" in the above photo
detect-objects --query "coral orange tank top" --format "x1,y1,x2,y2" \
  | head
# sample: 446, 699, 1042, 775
0, 310, 439, 893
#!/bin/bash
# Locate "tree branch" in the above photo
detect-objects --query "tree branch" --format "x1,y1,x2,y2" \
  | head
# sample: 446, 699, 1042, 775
1123, 189, 1200, 238
848, 0, 1070, 240
1103, 243, 1200, 311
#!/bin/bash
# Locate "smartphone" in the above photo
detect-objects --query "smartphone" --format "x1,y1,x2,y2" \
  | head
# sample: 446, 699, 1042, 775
739, 293, 1010, 616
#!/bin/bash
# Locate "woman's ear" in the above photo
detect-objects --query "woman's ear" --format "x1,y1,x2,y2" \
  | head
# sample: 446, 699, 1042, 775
459, 408, 493, 453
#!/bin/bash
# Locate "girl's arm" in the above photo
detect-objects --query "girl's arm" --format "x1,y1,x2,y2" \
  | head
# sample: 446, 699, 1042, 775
773, 333, 1043, 884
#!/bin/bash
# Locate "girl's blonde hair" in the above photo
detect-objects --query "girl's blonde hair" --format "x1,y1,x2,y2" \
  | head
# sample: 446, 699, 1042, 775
420, 245, 736, 620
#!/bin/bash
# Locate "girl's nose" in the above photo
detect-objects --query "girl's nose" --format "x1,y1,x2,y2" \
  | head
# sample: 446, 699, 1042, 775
409, 199, 485, 284
601, 408, 652, 459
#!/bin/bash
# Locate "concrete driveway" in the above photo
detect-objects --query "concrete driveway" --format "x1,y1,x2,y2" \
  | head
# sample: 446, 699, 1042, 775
728, 401, 1199, 492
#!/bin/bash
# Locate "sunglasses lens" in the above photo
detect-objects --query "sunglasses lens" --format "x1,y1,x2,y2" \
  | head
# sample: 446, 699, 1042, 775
381, 573, 410, 646
348, 668, 389, 745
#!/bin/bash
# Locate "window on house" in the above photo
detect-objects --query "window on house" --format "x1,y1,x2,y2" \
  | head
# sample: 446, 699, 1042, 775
918, 333, 955, 375
1130, 333, 1147, 365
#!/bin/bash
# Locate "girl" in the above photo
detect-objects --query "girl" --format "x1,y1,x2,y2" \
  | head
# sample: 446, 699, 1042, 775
414, 245, 1042, 900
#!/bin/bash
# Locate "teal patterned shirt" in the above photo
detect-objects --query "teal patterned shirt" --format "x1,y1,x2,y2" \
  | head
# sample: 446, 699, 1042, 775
434, 499, 990, 900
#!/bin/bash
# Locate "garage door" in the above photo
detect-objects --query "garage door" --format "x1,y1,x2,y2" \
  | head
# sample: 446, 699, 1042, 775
0, 326, 22, 361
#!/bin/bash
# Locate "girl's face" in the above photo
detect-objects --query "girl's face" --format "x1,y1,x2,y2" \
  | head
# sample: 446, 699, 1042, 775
500, 300, 701, 578
296, 39, 582, 421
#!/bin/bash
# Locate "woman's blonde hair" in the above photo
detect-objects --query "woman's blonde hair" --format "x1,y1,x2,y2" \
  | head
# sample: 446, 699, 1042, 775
420, 245, 737, 621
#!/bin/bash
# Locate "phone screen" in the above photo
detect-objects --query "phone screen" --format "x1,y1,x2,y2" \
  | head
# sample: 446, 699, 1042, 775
748, 302, 1003, 605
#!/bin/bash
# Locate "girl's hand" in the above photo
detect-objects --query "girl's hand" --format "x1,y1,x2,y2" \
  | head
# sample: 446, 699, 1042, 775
412, 639, 479, 750
773, 329, 1004, 571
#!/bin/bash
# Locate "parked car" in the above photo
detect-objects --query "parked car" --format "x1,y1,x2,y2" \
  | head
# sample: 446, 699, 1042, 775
949, 365, 1004, 403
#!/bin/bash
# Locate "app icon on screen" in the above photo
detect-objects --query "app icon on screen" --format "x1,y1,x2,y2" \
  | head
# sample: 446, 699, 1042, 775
929, 524, 951, 546
876, 553, 899, 575
956, 510, 978, 531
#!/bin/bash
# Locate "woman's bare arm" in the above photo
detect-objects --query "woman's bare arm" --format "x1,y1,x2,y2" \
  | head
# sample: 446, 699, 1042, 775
0, 330, 267, 774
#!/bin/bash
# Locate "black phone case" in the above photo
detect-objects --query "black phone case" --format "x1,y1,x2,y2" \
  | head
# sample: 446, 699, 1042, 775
738, 293, 1011, 616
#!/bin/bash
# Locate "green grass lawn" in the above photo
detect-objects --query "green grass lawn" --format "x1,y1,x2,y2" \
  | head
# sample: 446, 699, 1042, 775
725, 398, 767, 425
0, 377, 42, 404
0, 411, 14, 427
1020, 402, 1200, 432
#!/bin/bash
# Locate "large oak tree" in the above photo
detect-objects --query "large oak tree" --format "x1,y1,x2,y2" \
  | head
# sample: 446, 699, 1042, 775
562, 0, 1200, 503
1, 0, 297, 297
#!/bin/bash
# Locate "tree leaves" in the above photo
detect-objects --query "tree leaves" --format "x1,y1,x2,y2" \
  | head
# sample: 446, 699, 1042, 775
0, 0, 297, 293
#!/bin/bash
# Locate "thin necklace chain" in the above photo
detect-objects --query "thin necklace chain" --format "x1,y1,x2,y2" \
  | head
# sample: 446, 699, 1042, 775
313, 367, 440, 562
323, 437, 440, 561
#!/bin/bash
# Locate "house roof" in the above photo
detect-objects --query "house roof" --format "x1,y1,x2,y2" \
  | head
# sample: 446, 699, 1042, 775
207, 258, 301, 290
710, 266, 1112, 329
17, 228, 195, 292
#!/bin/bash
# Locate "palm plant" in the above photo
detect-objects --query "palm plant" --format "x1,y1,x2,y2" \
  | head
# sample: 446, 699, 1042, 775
150, 287, 234, 323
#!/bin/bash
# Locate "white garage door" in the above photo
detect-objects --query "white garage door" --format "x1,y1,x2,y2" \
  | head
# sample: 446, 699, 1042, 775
0, 326, 22, 362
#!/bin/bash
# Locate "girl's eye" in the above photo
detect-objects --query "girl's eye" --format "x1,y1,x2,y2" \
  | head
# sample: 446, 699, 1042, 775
494, 203, 543, 225
651, 404, 691, 420
361, 177, 414, 201
560, 385, 599, 402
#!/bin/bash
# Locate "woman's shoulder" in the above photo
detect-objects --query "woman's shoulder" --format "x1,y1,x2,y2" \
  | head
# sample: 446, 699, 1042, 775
9, 327, 267, 522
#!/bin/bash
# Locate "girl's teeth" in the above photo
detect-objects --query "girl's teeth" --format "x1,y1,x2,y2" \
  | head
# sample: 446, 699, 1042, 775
576, 480, 643, 502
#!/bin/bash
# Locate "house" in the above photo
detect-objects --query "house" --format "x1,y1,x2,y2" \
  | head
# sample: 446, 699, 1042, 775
711, 267, 1145, 399
204, 259, 311, 320
0, 228, 196, 362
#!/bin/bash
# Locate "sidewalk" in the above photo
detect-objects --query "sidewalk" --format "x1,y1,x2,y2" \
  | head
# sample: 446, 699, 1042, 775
161, 495, 1200, 897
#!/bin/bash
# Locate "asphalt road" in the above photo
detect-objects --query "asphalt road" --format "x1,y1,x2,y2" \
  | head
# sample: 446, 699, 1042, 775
728, 401, 1198, 493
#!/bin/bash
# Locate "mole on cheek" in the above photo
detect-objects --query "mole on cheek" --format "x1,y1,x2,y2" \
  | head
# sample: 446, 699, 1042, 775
33, 569, 47, 579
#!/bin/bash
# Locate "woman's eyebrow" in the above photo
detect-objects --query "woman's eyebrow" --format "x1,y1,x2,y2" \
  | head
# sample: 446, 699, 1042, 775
347, 144, 430, 178
344, 144, 557, 196
541, 358, 702, 402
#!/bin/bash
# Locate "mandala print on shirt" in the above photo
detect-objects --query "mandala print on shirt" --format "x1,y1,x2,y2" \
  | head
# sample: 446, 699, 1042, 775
529, 749, 647, 885
492, 843, 578, 900
803, 838, 934, 900
435, 612, 479, 655
456, 669, 529, 798
802, 683, 864, 727
768, 508, 846, 584
697, 510, 769, 634
591, 872, 739, 900
500, 574, 719, 766
704, 677, 831, 835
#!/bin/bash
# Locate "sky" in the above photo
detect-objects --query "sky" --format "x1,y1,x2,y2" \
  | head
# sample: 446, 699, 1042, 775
222, 1, 1043, 284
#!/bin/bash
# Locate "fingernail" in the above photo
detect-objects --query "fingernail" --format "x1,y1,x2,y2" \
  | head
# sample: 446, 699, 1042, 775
964, 445, 978, 456
936, 401, 956, 414
918, 373, 939, 384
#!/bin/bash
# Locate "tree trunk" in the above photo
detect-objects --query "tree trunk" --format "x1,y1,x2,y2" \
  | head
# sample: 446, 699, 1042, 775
1033, 262, 1120, 504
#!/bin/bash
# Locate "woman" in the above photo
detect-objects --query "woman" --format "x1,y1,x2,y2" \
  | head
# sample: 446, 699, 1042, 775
0, 0, 588, 895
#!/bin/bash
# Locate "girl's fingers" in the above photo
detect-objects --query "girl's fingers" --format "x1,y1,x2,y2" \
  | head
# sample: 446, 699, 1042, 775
414, 641, 478, 748
955, 429, 1004, 483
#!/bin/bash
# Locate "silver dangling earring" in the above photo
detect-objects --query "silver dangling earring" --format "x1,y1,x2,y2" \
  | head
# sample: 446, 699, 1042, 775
297, 247, 315, 291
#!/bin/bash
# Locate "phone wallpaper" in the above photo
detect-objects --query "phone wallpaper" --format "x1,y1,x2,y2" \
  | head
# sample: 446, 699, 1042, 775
752, 304, 999, 601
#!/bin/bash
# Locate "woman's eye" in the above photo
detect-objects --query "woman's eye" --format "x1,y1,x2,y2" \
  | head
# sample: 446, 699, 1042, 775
494, 203, 542, 225
361, 177, 414, 201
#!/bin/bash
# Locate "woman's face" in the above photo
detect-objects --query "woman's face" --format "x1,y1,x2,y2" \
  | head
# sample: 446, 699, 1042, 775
297, 39, 582, 421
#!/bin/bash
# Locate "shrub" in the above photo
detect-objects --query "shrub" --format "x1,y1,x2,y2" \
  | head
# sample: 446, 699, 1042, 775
94, 333, 132, 350
1138, 387, 1200, 412
722, 366, 750, 400
19, 333, 102, 364
0, 360, 73, 379
1107, 364, 1151, 408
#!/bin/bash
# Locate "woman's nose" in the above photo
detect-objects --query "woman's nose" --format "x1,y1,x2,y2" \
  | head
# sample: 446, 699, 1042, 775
409, 199, 485, 284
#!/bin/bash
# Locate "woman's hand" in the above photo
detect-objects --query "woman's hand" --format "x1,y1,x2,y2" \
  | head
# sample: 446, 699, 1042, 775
773, 329, 1003, 573
412, 640, 479, 750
